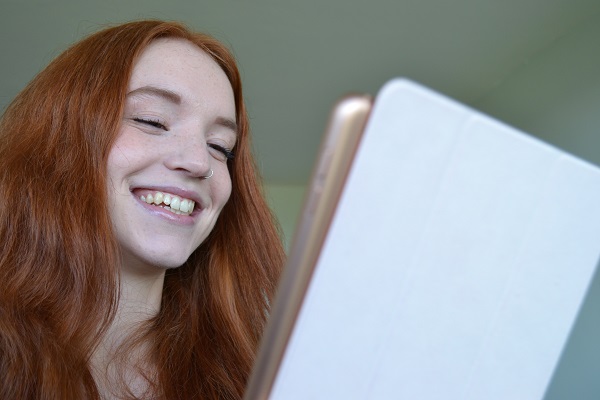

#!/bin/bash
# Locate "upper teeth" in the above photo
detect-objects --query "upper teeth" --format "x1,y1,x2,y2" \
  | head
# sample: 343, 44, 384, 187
140, 192, 195, 215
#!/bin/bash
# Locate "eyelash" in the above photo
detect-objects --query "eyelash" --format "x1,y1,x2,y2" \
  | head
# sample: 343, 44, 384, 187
133, 117, 167, 130
209, 143, 235, 160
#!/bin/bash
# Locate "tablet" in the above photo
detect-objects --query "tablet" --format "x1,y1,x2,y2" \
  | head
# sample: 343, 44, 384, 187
247, 79, 600, 399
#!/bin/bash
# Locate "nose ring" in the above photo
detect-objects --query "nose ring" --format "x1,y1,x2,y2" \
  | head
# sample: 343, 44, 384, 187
202, 169, 214, 179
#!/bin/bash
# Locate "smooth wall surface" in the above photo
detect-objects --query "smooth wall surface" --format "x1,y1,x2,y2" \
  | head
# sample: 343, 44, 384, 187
476, 12, 600, 169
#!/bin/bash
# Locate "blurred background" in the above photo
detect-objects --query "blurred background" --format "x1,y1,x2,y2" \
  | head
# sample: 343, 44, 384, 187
2, 1, 600, 398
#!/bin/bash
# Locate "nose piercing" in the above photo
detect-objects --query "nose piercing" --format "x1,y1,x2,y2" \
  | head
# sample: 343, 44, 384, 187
202, 169, 214, 179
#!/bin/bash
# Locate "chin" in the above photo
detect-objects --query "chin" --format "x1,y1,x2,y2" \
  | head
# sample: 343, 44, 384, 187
147, 251, 195, 270
155, 257, 192, 270
120, 245, 198, 272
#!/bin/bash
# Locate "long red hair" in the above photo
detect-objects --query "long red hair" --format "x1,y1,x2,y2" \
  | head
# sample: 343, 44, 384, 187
0, 20, 284, 399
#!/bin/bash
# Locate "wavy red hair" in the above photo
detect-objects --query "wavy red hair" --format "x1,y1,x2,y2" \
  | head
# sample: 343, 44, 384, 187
0, 20, 284, 399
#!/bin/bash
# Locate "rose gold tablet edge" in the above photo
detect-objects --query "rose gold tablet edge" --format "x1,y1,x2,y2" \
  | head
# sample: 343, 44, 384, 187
244, 94, 373, 400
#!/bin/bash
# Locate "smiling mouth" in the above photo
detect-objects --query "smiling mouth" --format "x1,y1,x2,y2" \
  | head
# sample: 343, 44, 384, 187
139, 191, 196, 216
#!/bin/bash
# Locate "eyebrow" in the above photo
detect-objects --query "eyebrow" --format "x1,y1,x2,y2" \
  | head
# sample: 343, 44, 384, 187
126, 85, 182, 105
216, 116, 238, 135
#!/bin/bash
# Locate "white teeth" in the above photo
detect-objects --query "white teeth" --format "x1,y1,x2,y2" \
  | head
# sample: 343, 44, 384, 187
170, 197, 181, 211
138, 191, 195, 216
179, 200, 190, 213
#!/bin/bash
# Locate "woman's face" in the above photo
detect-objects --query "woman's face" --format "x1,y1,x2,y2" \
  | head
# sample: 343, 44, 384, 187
107, 38, 237, 270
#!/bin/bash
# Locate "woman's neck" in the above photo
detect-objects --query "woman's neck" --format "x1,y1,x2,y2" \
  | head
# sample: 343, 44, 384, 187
118, 262, 166, 325
92, 262, 166, 398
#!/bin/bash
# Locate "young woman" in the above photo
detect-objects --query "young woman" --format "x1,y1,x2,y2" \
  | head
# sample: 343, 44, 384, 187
0, 20, 285, 399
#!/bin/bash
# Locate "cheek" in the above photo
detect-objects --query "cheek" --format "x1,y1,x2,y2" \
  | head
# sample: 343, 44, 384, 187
108, 122, 153, 163
106, 137, 132, 183
105, 151, 123, 203
105, 145, 132, 199
212, 170, 233, 211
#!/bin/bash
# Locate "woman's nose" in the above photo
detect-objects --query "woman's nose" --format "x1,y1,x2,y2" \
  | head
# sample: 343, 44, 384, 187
162, 135, 212, 178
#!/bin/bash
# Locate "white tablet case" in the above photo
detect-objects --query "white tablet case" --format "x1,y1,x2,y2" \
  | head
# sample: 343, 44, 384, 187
270, 79, 600, 399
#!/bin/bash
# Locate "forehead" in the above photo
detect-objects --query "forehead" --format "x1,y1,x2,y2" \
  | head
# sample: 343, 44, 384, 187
128, 38, 235, 117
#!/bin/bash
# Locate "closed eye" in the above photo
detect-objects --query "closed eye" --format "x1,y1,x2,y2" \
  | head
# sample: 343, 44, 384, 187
133, 117, 168, 131
208, 143, 235, 161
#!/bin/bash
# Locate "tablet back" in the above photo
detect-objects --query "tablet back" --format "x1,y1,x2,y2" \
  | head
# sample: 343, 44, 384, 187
253, 79, 600, 399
